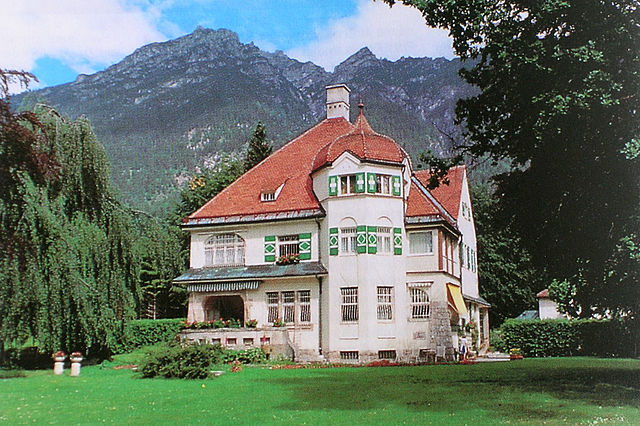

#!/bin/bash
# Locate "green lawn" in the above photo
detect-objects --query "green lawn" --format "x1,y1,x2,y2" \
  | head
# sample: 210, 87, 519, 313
1, 358, 639, 425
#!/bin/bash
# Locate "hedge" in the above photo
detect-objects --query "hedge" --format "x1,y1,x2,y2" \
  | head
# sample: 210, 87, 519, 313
500, 319, 637, 358
112, 319, 185, 354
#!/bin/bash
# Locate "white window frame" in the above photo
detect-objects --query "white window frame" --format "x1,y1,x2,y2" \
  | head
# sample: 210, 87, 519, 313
204, 233, 245, 266
409, 287, 430, 319
340, 287, 359, 322
375, 174, 392, 195
339, 174, 357, 195
266, 290, 312, 324
408, 231, 433, 255
376, 286, 393, 321
340, 227, 357, 254
376, 226, 392, 254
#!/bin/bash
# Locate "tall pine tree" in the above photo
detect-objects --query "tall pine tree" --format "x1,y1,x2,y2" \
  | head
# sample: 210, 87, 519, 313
244, 121, 272, 172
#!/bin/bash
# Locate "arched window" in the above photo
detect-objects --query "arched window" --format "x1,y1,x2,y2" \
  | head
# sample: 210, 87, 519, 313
205, 234, 245, 266
409, 288, 430, 319
376, 217, 393, 254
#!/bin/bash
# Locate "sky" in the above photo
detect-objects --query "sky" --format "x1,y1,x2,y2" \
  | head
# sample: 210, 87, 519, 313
2, 0, 454, 92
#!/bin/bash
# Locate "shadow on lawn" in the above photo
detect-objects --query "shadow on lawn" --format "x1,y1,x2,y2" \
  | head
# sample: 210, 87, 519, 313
263, 361, 640, 421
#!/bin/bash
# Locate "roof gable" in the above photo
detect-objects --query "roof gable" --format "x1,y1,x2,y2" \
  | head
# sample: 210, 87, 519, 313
413, 165, 466, 221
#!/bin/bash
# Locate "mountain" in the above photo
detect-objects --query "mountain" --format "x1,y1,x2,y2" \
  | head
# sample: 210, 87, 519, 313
15, 27, 474, 215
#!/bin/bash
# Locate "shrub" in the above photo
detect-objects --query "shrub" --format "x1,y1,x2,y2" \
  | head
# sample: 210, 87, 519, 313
112, 319, 185, 354
138, 343, 267, 379
500, 319, 636, 357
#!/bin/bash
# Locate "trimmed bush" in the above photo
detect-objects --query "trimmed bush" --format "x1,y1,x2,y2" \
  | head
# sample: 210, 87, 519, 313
138, 343, 267, 379
500, 319, 636, 357
112, 319, 185, 354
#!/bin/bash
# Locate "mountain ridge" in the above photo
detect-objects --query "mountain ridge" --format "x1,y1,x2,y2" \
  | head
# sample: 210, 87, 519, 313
15, 27, 474, 214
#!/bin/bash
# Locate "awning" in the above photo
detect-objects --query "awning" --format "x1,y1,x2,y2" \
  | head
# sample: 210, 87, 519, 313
187, 281, 261, 293
173, 261, 328, 283
447, 283, 468, 317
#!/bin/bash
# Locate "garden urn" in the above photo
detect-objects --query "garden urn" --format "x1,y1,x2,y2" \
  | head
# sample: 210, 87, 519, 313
70, 353, 83, 376
52, 352, 66, 375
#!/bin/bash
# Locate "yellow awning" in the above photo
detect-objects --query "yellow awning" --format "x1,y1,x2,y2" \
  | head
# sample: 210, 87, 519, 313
447, 283, 468, 317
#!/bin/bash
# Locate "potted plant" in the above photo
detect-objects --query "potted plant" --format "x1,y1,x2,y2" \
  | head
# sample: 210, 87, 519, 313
272, 318, 285, 327
276, 253, 300, 265
509, 348, 523, 360
245, 319, 258, 328
52, 351, 66, 362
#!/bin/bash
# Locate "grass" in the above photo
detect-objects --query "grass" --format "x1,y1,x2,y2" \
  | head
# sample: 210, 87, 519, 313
1, 357, 638, 424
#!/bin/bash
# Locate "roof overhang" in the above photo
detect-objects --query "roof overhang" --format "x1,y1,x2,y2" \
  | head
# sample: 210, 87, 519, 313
405, 215, 459, 235
174, 261, 328, 284
183, 208, 325, 227
463, 294, 491, 307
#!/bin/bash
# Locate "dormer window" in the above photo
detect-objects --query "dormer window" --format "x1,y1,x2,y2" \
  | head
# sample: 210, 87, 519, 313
260, 182, 285, 202
261, 191, 276, 202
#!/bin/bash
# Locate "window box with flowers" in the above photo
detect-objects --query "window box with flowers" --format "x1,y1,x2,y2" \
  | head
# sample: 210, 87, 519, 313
276, 253, 300, 265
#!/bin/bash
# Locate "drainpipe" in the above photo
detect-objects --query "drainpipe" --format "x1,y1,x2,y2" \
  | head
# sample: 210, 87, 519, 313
317, 275, 323, 356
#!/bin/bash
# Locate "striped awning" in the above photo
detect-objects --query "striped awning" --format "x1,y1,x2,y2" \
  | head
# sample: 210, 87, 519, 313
187, 281, 261, 293
447, 283, 469, 317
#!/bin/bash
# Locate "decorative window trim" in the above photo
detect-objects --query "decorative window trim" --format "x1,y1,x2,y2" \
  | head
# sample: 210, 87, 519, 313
340, 227, 358, 255
409, 287, 430, 320
376, 226, 392, 254
266, 290, 312, 325
205, 233, 245, 266
277, 235, 299, 257
340, 287, 359, 322
376, 286, 393, 321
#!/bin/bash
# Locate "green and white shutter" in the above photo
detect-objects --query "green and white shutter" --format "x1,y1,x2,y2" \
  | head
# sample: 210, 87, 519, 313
355, 172, 366, 193
264, 235, 276, 262
367, 172, 377, 193
393, 228, 402, 255
299, 233, 311, 260
392, 175, 402, 196
328, 175, 338, 196
356, 225, 367, 254
367, 226, 377, 254
329, 228, 339, 256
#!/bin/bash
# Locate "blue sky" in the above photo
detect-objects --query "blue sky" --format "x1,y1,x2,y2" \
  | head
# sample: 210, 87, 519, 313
3, 0, 454, 92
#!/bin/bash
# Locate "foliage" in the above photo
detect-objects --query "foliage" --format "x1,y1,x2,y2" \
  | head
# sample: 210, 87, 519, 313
471, 184, 542, 325
388, 0, 640, 321
500, 318, 637, 357
0, 70, 185, 356
244, 121, 272, 172
548, 279, 578, 317
171, 155, 244, 224
183, 318, 242, 329
138, 342, 266, 379
112, 319, 185, 354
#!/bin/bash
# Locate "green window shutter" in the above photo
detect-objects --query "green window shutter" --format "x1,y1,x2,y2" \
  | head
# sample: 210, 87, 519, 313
264, 235, 276, 262
392, 175, 402, 196
356, 225, 367, 254
355, 172, 366, 193
367, 226, 377, 254
299, 233, 311, 260
367, 173, 377, 193
328, 175, 338, 196
329, 228, 338, 256
393, 228, 402, 255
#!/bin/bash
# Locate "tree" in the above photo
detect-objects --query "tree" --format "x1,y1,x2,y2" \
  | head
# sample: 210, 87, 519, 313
244, 121, 272, 172
471, 184, 543, 325
385, 0, 640, 319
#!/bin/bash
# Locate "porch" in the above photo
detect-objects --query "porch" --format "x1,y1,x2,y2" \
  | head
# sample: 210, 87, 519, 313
179, 328, 294, 360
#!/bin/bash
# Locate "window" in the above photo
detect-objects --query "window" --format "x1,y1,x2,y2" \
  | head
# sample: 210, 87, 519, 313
378, 350, 396, 360
298, 290, 311, 322
261, 191, 276, 202
266, 290, 311, 324
376, 226, 392, 254
409, 288, 430, 319
340, 351, 359, 361
341, 287, 358, 322
340, 227, 357, 254
375, 174, 392, 194
278, 235, 299, 257
340, 174, 357, 195
377, 287, 393, 320
409, 231, 433, 254
204, 233, 245, 266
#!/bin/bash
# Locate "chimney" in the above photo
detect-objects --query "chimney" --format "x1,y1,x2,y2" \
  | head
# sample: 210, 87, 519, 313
326, 84, 350, 120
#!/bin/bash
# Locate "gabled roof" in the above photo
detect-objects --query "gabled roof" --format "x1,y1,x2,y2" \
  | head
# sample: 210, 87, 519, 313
312, 108, 408, 171
187, 118, 353, 223
407, 176, 458, 229
413, 165, 466, 221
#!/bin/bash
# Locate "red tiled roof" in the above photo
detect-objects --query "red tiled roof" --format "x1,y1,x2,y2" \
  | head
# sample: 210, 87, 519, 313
536, 289, 550, 298
413, 165, 466, 220
189, 118, 353, 220
312, 109, 407, 171
405, 181, 440, 217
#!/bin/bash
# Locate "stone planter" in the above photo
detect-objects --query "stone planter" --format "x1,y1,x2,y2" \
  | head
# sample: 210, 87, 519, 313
53, 354, 66, 375
70, 357, 83, 376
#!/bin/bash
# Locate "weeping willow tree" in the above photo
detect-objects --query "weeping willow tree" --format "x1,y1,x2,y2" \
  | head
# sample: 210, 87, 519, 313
0, 71, 148, 355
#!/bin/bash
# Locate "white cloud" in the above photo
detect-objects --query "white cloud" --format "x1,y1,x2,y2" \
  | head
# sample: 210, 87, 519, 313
287, 0, 454, 70
0, 0, 166, 74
